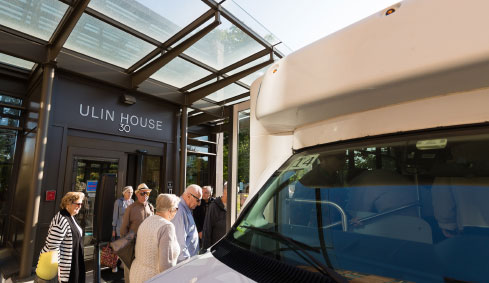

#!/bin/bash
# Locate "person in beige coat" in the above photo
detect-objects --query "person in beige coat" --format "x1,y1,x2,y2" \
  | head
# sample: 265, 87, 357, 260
130, 194, 181, 283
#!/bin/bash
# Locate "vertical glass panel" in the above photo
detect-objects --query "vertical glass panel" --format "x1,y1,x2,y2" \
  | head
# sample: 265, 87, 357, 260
72, 158, 118, 247
236, 109, 250, 216
0, 53, 35, 70
141, 155, 161, 205
65, 13, 155, 68
187, 155, 209, 187
88, 0, 210, 43
0, 0, 68, 40
151, 56, 212, 88
183, 18, 264, 70
206, 82, 248, 103
0, 128, 18, 244
222, 0, 281, 46
0, 94, 21, 244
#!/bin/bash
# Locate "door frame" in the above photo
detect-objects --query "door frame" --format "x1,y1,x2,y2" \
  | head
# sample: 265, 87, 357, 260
64, 146, 127, 196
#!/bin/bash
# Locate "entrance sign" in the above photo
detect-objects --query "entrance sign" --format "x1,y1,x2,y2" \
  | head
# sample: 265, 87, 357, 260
52, 76, 177, 143
79, 104, 164, 133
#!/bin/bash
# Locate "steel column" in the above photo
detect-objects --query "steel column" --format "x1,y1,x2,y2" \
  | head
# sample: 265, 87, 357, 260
18, 63, 55, 278
226, 103, 238, 230
179, 106, 189, 192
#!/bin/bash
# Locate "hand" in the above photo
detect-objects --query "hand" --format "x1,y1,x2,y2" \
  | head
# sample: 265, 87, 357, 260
199, 232, 202, 239
112, 231, 116, 238
442, 228, 457, 238
350, 217, 363, 227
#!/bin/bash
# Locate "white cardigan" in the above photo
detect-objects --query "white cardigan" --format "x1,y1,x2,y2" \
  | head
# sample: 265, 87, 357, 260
130, 215, 180, 283
40, 211, 75, 282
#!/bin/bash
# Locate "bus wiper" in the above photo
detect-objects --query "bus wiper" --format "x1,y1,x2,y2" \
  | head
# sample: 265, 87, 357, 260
239, 225, 346, 282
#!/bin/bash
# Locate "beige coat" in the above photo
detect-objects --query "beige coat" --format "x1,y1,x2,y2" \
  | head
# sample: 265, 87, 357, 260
129, 215, 180, 283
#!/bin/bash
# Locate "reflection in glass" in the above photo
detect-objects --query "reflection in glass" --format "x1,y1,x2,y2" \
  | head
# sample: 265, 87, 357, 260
0, 128, 18, 244
0, 0, 68, 40
65, 13, 155, 68
187, 155, 209, 187
236, 109, 250, 216
72, 158, 118, 247
88, 0, 209, 43
221, 1, 281, 46
183, 17, 264, 70
141, 155, 161, 205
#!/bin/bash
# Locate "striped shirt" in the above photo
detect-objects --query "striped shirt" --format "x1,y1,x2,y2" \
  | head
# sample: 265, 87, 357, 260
40, 211, 76, 282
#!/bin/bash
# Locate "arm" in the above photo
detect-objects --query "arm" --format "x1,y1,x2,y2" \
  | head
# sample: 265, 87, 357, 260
432, 177, 457, 231
41, 214, 69, 253
171, 210, 189, 262
112, 199, 119, 237
120, 204, 131, 237
157, 224, 179, 272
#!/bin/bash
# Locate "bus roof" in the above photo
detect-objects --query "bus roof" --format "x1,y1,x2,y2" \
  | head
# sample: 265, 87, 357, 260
254, 0, 489, 134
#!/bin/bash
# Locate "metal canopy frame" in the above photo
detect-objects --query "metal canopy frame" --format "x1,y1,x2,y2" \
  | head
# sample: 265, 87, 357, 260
0, 2, 284, 277
0, 0, 283, 124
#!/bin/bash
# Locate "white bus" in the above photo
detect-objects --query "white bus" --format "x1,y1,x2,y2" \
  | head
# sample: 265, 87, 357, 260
150, 0, 489, 281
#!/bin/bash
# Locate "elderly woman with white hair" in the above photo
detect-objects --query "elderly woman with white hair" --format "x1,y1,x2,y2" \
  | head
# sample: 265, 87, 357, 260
130, 194, 181, 283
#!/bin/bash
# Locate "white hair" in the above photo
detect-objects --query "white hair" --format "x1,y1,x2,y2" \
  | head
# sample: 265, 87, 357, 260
155, 194, 180, 212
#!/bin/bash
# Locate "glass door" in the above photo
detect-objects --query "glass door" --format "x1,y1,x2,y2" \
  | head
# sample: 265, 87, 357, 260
71, 157, 118, 246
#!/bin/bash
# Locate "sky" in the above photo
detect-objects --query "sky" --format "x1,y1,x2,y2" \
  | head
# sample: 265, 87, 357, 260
231, 0, 401, 51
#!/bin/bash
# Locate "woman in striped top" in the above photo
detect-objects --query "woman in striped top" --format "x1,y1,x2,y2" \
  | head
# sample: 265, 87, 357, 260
39, 192, 85, 283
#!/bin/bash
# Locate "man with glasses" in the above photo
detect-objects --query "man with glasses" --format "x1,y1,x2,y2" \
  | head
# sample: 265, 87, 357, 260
120, 183, 154, 282
172, 184, 203, 263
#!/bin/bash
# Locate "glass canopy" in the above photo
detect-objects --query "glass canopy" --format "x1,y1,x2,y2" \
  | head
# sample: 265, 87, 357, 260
65, 13, 155, 69
88, 0, 210, 43
0, 0, 290, 125
0, 53, 35, 70
182, 17, 264, 70
0, 0, 68, 41
151, 56, 212, 89
206, 80, 248, 103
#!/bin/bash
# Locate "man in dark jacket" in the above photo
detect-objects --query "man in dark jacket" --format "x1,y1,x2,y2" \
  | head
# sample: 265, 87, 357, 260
202, 187, 227, 249
193, 185, 214, 240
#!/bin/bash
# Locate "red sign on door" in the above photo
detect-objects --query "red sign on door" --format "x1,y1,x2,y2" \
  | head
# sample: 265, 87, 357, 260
46, 190, 56, 201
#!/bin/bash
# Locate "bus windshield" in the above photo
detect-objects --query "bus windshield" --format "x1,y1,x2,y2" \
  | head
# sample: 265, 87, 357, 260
227, 127, 489, 282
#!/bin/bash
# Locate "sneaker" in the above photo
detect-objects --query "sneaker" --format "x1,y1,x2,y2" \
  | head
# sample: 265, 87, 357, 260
112, 266, 118, 273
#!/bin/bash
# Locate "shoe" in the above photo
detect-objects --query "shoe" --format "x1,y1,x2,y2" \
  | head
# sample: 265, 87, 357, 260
112, 266, 118, 273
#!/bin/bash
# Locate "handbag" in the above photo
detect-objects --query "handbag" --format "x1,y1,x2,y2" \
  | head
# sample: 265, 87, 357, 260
110, 231, 136, 268
35, 250, 58, 280
100, 244, 118, 268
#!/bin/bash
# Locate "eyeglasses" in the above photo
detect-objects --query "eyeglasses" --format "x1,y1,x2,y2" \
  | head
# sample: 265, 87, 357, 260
139, 191, 150, 196
189, 193, 201, 203
72, 202, 83, 207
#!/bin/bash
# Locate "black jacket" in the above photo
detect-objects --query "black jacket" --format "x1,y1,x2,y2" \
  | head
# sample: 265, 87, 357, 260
202, 197, 226, 249
193, 197, 214, 232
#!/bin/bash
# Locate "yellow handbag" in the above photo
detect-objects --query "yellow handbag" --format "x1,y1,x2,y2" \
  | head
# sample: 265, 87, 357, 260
35, 250, 59, 280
